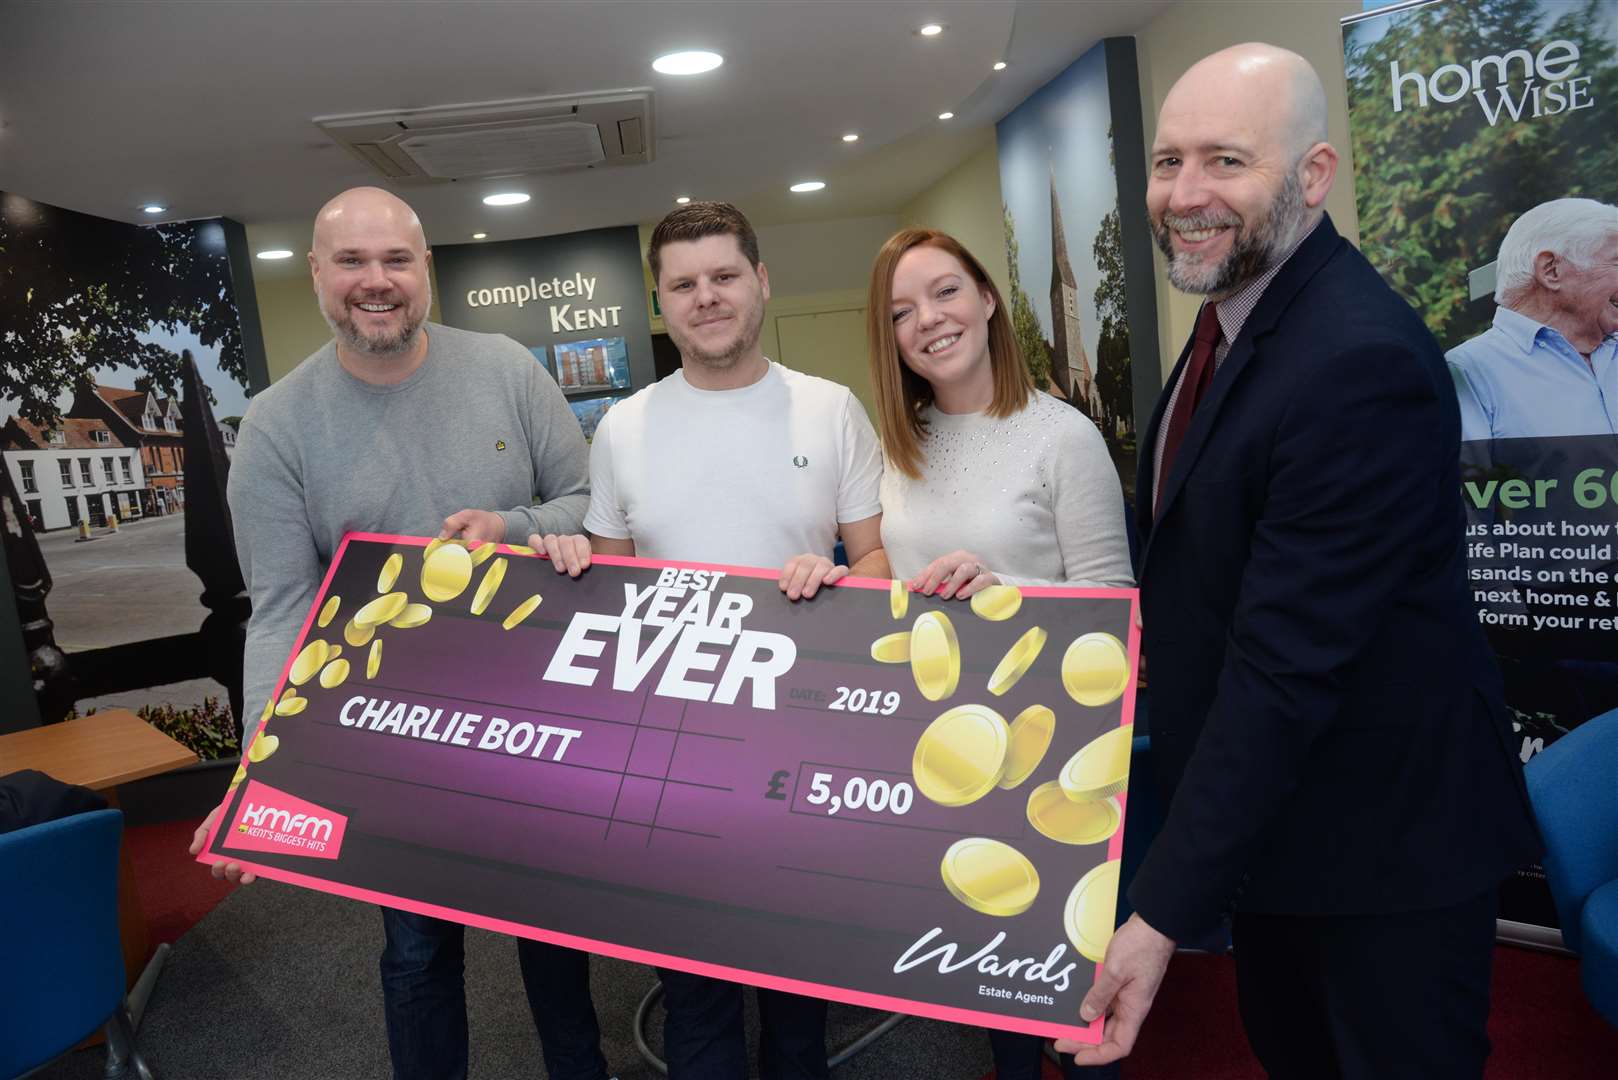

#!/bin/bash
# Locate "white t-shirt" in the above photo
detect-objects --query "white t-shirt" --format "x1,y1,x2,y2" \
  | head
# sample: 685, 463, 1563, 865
880, 392, 1133, 588
584, 361, 883, 567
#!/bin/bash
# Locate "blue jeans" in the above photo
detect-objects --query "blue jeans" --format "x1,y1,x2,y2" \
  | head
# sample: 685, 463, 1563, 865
986, 1029, 1121, 1080
380, 907, 608, 1080
657, 967, 828, 1079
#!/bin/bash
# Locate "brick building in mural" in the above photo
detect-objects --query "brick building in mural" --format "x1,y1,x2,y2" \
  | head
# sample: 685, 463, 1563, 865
68, 385, 192, 517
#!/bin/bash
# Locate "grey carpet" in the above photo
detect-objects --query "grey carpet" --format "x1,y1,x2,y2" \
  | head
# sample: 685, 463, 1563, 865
34, 881, 993, 1079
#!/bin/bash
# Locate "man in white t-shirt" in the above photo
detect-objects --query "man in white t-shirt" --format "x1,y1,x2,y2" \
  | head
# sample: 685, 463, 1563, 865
538, 202, 885, 1079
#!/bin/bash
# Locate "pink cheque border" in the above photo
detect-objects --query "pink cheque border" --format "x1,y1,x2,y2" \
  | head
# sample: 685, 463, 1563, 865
203, 530, 1141, 1045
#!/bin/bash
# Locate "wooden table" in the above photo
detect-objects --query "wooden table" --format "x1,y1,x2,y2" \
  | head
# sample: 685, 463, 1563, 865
0, 709, 198, 985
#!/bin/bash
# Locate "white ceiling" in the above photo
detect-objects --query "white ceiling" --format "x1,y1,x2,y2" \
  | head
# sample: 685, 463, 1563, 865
0, 0, 1171, 278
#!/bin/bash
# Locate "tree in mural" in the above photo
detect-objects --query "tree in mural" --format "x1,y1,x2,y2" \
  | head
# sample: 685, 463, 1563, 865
1091, 205, 1134, 442
0, 198, 245, 425
1002, 204, 1053, 392
1345, 0, 1618, 349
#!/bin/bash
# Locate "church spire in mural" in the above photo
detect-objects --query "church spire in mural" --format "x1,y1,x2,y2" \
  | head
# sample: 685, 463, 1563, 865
1048, 166, 1100, 419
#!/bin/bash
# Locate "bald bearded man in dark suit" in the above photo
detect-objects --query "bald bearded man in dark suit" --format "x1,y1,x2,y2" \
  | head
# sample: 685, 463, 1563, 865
1059, 44, 1542, 1079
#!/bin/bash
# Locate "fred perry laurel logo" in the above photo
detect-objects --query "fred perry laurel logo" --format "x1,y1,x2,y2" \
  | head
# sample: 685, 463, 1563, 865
496, 440, 507, 452
792, 456, 809, 468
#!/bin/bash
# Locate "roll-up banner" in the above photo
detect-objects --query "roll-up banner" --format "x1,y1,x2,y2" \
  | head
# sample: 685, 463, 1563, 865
1343, 0, 1618, 942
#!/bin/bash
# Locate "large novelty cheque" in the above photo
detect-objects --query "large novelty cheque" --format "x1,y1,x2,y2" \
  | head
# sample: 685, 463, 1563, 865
200, 533, 1139, 1042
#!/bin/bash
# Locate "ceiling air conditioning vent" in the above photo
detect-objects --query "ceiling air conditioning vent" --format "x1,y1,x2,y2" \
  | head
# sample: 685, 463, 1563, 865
314, 89, 654, 185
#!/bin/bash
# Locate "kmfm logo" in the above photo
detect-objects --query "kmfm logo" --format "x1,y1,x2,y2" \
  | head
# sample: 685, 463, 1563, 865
240, 801, 334, 841
224, 780, 348, 861
1390, 39, 1596, 126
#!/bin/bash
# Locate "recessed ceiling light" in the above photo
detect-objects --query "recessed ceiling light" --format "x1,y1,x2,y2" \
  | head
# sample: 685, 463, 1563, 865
256, 249, 294, 260
993, 61, 1007, 71
472, 232, 488, 240
841, 133, 860, 143
675, 196, 692, 204
653, 50, 724, 75
482, 192, 530, 206
918, 24, 944, 37
938, 111, 955, 121
789, 181, 826, 194
140, 204, 166, 214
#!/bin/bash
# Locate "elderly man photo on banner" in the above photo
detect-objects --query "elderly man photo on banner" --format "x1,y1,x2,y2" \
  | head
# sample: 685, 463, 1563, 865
188, 187, 613, 1080
1447, 196, 1618, 443
1056, 44, 1543, 1079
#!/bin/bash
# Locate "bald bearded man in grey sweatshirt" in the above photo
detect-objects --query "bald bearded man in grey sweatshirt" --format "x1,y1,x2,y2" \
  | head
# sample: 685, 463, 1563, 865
195, 187, 611, 1080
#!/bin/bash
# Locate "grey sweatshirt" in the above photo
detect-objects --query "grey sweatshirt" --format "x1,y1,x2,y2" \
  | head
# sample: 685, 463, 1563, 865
227, 323, 589, 734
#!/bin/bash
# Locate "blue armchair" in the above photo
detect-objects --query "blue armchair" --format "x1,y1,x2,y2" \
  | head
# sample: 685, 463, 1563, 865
0, 808, 158, 1079
1525, 706, 1618, 1026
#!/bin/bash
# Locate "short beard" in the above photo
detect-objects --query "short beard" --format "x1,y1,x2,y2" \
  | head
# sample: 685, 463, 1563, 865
1153, 170, 1307, 297
324, 291, 429, 357
671, 303, 765, 372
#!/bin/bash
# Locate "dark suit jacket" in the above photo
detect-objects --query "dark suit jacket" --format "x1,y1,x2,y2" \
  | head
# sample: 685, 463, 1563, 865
1127, 216, 1542, 942
0, 769, 107, 833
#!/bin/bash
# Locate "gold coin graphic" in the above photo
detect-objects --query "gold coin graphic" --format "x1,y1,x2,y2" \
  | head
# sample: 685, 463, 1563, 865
470, 541, 499, 567
987, 626, 1048, 697
1027, 783, 1121, 845
890, 579, 909, 620
247, 732, 280, 763
325, 645, 342, 662
998, 705, 1056, 789
1064, 860, 1123, 962
354, 591, 409, 628
367, 639, 383, 679
1061, 632, 1130, 707
278, 686, 298, 703
910, 610, 961, 702
319, 658, 351, 690
288, 640, 328, 686
940, 837, 1040, 917
1058, 724, 1135, 803
502, 593, 544, 630
970, 584, 1023, 622
274, 696, 308, 717
870, 632, 911, 663
229, 764, 247, 787
422, 537, 447, 561
343, 618, 377, 648
913, 703, 1009, 806
389, 603, 433, 629
505, 544, 536, 556
259, 696, 275, 724
470, 558, 508, 615
421, 542, 474, 603
317, 596, 341, 629
376, 552, 404, 593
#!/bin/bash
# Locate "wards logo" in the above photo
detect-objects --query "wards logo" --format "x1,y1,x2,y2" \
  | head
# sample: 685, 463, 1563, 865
223, 780, 347, 860
1389, 39, 1596, 126
496, 440, 507, 452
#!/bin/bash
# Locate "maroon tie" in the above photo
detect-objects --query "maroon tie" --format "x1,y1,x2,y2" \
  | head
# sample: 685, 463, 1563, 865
1156, 302, 1222, 511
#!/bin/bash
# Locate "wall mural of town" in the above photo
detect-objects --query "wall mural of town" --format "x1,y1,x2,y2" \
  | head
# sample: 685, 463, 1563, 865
0, 191, 264, 742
